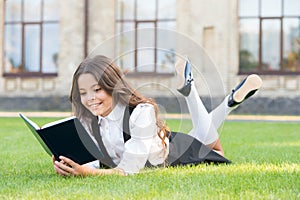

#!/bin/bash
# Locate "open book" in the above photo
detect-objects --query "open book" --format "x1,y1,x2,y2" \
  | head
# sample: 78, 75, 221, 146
20, 113, 104, 165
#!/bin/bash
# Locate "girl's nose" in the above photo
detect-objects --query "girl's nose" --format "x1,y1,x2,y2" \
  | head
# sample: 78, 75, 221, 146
87, 93, 96, 100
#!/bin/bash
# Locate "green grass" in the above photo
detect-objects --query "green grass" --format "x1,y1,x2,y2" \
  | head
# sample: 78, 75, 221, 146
0, 117, 299, 200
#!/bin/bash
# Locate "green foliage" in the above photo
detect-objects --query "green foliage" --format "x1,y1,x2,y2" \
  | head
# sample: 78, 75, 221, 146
0, 117, 299, 199
239, 49, 258, 72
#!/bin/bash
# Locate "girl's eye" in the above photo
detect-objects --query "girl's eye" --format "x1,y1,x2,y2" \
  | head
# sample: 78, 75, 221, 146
95, 88, 101, 92
80, 92, 86, 96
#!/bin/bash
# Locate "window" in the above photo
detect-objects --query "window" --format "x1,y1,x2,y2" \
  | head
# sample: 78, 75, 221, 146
116, 0, 176, 75
238, 0, 300, 74
4, 0, 59, 77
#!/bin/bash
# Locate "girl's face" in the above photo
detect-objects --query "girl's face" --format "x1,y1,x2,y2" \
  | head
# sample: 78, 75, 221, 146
78, 73, 113, 117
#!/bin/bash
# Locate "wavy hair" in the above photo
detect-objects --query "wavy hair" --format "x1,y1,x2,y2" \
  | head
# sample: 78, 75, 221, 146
69, 55, 169, 153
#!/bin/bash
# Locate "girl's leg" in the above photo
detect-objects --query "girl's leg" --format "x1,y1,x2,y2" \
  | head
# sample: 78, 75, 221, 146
176, 58, 262, 155
186, 77, 263, 140
175, 59, 225, 144
185, 83, 220, 145
209, 95, 233, 130
184, 83, 225, 155
175, 58, 226, 146
210, 74, 263, 129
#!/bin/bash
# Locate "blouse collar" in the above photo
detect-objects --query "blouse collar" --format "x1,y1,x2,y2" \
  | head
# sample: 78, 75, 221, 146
97, 103, 126, 124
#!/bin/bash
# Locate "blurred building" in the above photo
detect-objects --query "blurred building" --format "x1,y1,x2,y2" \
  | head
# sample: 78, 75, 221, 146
0, 0, 300, 114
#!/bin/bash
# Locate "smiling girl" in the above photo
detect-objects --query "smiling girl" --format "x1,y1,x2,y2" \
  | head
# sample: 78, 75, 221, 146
53, 55, 262, 176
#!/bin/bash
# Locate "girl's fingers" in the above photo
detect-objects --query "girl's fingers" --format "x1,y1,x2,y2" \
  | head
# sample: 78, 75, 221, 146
54, 163, 71, 176
54, 156, 86, 176
59, 156, 78, 168
54, 160, 73, 173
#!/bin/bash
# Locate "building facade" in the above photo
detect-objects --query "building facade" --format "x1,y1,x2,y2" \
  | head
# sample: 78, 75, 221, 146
1, 0, 300, 114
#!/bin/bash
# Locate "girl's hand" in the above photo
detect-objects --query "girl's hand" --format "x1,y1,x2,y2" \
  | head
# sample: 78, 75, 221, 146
52, 155, 94, 177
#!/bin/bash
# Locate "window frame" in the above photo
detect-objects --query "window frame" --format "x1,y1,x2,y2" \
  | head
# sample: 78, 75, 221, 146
115, 0, 176, 77
238, 0, 300, 75
3, 0, 59, 78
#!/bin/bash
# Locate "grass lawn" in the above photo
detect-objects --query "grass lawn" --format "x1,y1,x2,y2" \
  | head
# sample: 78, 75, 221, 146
0, 117, 299, 200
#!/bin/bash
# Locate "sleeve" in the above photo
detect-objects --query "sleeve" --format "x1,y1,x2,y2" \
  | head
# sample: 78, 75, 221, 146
83, 160, 99, 169
117, 103, 157, 175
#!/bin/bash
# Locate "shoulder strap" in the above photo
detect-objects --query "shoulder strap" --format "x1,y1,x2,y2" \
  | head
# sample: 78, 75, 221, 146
91, 118, 117, 168
123, 106, 135, 143
89, 106, 134, 168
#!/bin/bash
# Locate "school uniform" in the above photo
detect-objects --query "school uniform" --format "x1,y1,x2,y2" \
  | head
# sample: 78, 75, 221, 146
85, 102, 230, 175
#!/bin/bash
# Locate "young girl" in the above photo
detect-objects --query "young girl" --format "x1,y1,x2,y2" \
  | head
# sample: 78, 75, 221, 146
53, 55, 262, 176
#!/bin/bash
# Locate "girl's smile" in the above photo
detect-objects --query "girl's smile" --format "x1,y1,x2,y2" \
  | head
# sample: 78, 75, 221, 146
78, 73, 113, 117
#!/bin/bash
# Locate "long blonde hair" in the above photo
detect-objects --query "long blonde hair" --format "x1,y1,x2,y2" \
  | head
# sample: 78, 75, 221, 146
69, 55, 169, 150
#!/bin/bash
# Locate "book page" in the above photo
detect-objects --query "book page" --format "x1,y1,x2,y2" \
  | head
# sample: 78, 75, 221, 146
41, 116, 76, 129
19, 113, 52, 155
19, 113, 40, 130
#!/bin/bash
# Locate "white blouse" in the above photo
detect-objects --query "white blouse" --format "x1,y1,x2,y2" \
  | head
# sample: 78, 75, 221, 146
86, 103, 169, 175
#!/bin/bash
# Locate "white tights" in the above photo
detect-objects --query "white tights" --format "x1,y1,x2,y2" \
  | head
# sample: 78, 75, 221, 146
186, 83, 235, 145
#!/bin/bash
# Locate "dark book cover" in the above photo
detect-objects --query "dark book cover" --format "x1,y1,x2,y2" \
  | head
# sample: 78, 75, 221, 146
20, 113, 104, 165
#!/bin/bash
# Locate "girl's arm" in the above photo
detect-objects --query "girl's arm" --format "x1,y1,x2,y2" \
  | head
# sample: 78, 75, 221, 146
52, 103, 159, 176
52, 156, 125, 177
117, 103, 159, 174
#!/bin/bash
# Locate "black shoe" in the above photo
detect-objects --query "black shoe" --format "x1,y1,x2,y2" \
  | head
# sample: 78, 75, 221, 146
228, 74, 262, 107
175, 58, 193, 97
